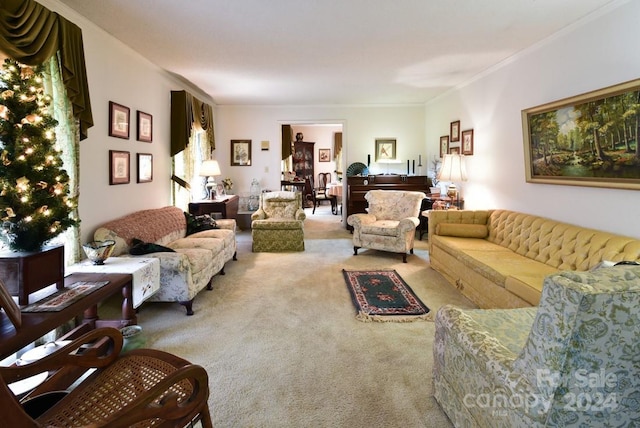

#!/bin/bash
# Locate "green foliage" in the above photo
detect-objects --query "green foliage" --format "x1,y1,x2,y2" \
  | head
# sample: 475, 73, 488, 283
0, 59, 78, 252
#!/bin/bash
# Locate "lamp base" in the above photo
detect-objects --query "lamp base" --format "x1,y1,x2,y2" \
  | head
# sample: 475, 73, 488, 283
206, 177, 217, 200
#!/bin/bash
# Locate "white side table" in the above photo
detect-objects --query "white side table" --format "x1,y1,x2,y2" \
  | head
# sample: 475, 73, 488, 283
67, 257, 160, 308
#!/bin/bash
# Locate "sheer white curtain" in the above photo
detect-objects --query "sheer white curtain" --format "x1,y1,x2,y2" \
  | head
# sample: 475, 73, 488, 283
41, 55, 81, 265
173, 130, 212, 211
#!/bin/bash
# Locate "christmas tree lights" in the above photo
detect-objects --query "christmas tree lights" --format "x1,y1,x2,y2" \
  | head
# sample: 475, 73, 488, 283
0, 59, 79, 252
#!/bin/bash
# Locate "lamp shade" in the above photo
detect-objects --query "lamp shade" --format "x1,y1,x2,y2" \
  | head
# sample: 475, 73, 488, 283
199, 159, 221, 177
437, 154, 467, 182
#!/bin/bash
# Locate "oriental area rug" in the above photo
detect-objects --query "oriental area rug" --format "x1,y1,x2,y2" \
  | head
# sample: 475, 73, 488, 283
342, 269, 431, 322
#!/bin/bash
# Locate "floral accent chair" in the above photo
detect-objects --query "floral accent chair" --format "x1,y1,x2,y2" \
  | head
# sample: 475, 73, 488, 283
251, 191, 306, 252
433, 265, 640, 427
347, 190, 426, 262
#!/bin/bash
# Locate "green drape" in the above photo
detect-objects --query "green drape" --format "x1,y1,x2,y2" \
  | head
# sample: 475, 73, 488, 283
282, 124, 293, 160
170, 90, 215, 156
0, 0, 93, 140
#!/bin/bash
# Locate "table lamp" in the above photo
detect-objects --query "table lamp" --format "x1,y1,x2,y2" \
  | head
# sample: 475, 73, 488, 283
200, 159, 221, 200
437, 154, 467, 208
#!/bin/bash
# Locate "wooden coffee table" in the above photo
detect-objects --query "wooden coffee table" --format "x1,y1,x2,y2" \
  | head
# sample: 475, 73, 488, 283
0, 272, 135, 361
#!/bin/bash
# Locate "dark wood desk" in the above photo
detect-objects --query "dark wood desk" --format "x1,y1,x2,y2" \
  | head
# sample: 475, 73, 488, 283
189, 195, 239, 219
0, 272, 135, 361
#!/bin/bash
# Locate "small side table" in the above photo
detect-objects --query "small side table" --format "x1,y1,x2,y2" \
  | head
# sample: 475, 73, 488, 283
189, 195, 239, 219
67, 257, 160, 309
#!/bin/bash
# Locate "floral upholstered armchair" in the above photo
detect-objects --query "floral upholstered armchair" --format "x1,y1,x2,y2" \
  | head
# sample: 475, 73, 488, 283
347, 190, 426, 262
433, 265, 640, 427
251, 191, 306, 252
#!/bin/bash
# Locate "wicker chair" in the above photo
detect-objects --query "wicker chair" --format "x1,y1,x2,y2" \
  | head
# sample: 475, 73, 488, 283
251, 191, 306, 252
0, 327, 212, 427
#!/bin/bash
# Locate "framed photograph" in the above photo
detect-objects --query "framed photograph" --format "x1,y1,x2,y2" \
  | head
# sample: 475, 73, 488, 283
137, 153, 153, 183
319, 148, 331, 162
0, 278, 21, 329
461, 129, 474, 155
109, 150, 130, 185
439, 135, 449, 158
449, 147, 460, 155
450, 120, 461, 142
109, 101, 130, 139
136, 110, 153, 142
375, 138, 396, 161
231, 140, 252, 166
522, 78, 640, 190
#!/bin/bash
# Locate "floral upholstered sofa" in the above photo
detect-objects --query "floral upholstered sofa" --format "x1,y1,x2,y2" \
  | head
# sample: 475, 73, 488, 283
94, 206, 236, 315
347, 190, 426, 263
428, 209, 640, 308
434, 265, 640, 427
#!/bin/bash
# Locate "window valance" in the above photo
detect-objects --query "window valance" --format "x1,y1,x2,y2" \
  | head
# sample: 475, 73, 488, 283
170, 90, 215, 156
0, 0, 93, 140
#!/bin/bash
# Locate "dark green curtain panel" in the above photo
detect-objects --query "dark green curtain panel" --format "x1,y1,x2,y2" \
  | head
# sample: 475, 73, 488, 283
0, 0, 93, 140
171, 90, 215, 156
282, 124, 292, 160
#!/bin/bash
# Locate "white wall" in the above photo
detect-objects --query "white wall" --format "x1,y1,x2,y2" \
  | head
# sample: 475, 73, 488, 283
424, 0, 640, 237
42, 0, 639, 242
214, 105, 426, 193
42, 0, 215, 244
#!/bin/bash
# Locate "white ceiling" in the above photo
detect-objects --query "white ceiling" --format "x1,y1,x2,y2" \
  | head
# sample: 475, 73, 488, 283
57, 0, 618, 106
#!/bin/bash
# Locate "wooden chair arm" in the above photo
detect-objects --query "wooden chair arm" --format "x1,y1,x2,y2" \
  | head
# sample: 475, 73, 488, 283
91, 363, 209, 428
0, 327, 123, 384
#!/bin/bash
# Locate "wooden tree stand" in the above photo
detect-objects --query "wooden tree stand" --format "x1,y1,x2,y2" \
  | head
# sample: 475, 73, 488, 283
0, 245, 65, 305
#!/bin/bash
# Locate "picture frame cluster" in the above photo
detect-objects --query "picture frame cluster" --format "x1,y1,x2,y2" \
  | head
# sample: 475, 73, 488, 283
440, 120, 474, 157
108, 101, 154, 185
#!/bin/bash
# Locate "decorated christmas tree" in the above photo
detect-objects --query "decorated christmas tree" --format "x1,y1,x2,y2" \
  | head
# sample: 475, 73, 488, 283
0, 58, 78, 252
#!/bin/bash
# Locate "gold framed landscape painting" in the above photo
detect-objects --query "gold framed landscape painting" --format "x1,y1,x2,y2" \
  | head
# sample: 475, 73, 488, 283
522, 78, 640, 190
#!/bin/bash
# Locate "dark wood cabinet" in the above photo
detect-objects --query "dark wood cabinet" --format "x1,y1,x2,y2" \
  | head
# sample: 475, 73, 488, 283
189, 195, 239, 219
346, 175, 432, 230
293, 141, 314, 179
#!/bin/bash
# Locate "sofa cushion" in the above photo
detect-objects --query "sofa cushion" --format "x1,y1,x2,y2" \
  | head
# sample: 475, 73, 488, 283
95, 206, 187, 256
252, 219, 303, 230
436, 223, 488, 238
168, 237, 224, 254
360, 220, 401, 237
189, 228, 236, 250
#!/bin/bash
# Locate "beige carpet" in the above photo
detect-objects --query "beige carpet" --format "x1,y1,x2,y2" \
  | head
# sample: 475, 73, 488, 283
114, 205, 475, 427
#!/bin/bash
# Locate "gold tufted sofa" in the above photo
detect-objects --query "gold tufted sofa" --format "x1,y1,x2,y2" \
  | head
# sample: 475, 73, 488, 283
427, 209, 640, 308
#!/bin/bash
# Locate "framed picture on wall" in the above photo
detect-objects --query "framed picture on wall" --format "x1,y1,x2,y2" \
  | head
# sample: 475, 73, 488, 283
439, 135, 449, 158
231, 140, 252, 166
136, 111, 153, 142
319, 148, 331, 162
109, 101, 130, 139
109, 150, 130, 185
137, 153, 153, 183
375, 138, 396, 161
522, 78, 640, 190
450, 120, 461, 142
461, 129, 474, 155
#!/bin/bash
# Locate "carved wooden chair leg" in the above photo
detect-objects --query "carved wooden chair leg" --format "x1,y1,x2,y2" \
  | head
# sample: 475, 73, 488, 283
353, 246, 359, 255
180, 299, 195, 316
402, 254, 408, 263
233, 251, 238, 261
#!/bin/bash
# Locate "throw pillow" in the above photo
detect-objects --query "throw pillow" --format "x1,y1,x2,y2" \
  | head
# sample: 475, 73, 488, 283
184, 212, 218, 235
436, 223, 488, 238
129, 238, 176, 255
